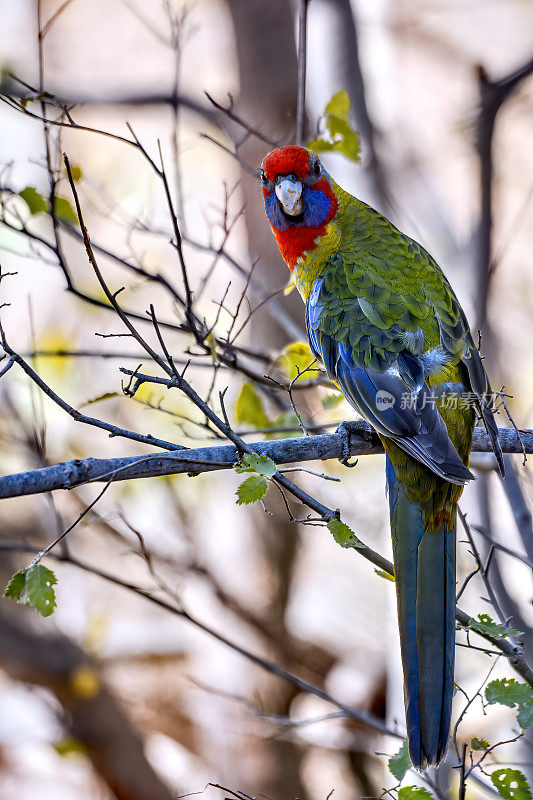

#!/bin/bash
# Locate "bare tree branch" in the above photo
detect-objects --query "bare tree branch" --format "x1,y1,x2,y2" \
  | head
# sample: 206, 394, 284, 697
0, 426, 529, 499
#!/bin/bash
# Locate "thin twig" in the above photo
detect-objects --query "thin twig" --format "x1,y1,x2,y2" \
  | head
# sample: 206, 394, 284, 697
296, 0, 309, 145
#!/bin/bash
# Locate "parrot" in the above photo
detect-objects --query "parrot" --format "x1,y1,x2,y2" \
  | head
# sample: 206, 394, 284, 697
260, 145, 504, 768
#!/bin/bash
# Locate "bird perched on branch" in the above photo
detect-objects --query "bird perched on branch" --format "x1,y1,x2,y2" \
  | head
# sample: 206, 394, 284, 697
260, 145, 504, 768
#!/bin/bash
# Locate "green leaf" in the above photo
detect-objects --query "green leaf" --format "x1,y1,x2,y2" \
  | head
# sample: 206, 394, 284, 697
327, 519, 363, 549
325, 89, 350, 118
236, 475, 268, 505
19, 186, 48, 215
326, 116, 360, 161
388, 739, 411, 782
234, 452, 277, 477
518, 701, 533, 730
276, 341, 320, 382
471, 737, 490, 750
398, 787, 434, 800
234, 382, 271, 429
3, 564, 57, 617
308, 90, 360, 163
23, 564, 57, 616
307, 138, 338, 152
53, 195, 78, 225
4, 570, 27, 600
491, 769, 532, 800
375, 568, 395, 582
468, 613, 522, 640
486, 678, 533, 709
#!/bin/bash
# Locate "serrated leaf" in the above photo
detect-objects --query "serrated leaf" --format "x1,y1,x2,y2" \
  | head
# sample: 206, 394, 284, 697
468, 613, 522, 640
78, 391, 119, 409
389, 739, 411, 782
23, 564, 57, 616
491, 768, 532, 800
276, 341, 320, 382
518, 701, 533, 730
236, 475, 268, 505
398, 787, 434, 800
471, 737, 490, 750
234, 453, 277, 477
53, 195, 78, 225
4, 570, 27, 600
327, 519, 363, 549
5, 564, 57, 616
234, 383, 271, 429
486, 678, 533, 709
19, 186, 48, 215
375, 568, 395, 582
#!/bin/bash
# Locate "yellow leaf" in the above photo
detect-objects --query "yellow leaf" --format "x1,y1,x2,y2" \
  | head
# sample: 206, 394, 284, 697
70, 665, 101, 698
35, 329, 77, 377
53, 737, 86, 757
204, 332, 218, 362
283, 275, 296, 295
276, 341, 320, 382
68, 165, 83, 182
234, 383, 271, 428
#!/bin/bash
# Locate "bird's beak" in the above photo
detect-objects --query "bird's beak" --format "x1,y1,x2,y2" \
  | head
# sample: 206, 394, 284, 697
275, 177, 303, 216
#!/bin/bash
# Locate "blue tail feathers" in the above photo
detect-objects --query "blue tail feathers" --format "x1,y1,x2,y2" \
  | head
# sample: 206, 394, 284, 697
386, 457, 456, 768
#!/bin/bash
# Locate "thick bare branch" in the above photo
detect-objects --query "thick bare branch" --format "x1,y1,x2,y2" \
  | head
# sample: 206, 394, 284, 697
0, 425, 530, 499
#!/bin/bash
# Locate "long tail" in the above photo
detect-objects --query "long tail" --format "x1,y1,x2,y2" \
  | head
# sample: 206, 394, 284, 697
386, 456, 456, 769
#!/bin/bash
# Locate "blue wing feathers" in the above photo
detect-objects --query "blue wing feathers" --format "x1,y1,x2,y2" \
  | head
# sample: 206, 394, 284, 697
387, 456, 456, 768
306, 278, 473, 484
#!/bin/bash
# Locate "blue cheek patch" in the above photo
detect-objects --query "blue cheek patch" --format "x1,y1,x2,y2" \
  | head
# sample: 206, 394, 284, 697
265, 190, 290, 231
265, 186, 332, 231
303, 188, 331, 227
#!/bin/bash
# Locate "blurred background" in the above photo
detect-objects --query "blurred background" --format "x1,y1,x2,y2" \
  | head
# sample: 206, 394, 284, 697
0, 1, 532, 798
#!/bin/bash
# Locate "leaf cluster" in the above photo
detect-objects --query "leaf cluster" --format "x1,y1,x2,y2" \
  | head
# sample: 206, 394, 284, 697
18, 185, 79, 225
308, 90, 360, 162
234, 452, 277, 506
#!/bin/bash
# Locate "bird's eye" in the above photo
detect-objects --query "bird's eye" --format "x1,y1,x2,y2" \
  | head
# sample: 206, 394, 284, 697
260, 169, 268, 185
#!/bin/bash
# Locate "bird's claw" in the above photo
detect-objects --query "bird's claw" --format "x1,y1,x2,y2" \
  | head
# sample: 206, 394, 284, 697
336, 421, 359, 468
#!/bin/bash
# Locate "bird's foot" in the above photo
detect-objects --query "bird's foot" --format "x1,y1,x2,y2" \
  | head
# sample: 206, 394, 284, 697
336, 421, 360, 468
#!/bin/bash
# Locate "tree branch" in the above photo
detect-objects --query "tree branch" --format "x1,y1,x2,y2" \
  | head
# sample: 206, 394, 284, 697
296, 0, 309, 145
0, 426, 530, 499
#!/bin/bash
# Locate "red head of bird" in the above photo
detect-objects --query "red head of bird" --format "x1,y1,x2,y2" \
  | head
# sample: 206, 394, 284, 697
260, 146, 338, 270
